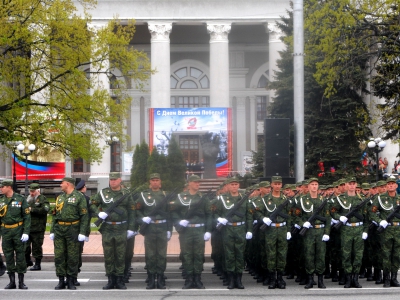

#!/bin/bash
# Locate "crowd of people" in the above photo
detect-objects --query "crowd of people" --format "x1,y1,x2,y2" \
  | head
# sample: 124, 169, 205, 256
1, 173, 400, 291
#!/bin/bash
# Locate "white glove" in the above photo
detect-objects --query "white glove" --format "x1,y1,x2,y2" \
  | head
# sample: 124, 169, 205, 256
49, 233, 55, 240
322, 234, 330, 242
246, 232, 253, 240
339, 216, 348, 223
380, 220, 388, 228
204, 232, 211, 241
78, 234, 86, 242
167, 231, 172, 241
303, 221, 312, 228
21, 234, 29, 242
263, 217, 272, 226
362, 232, 368, 240
294, 224, 301, 229
179, 220, 189, 227
98, 212, 108, 220
127, 230, 135, 239
331, 219, 339, 225
253, 220, 258, 225
85, 236, 89, 242
217, 217, 228, 225
142, 216, 152, 224
286, 232, 292, 240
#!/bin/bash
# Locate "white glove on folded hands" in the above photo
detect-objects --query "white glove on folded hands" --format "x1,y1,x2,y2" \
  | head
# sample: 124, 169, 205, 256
339, 216, 348, 223
217, 217, 228, 225
179, 220, 189, 227
21, 234, 29, 242
142, 216, 152, 224
98, 212, 108, 220
263, 217, 272, 226
78, 234, 86, 242
246, 232, 253, 240
294, 224, 301, 229
204, 232, 211, 241
322, 234, 330, 242
380, 220, 388, 228
286, 232, 292, 240
49, 233, 55, 240
167, 231, 172, 241
127, 230, 135, 239
303, 221, 312, 228
331, 219, 339, 225
362, 232, 368, 240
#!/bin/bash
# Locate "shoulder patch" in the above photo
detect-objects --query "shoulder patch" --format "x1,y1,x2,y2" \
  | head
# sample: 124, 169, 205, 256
81, 208, 87, 214
371, 206, 378, 213
25, 208, 30, 215
330, 207, 337, 213
136, 202, 142, 210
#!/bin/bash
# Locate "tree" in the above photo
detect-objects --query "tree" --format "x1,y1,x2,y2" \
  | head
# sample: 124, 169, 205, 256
251, 140, 264, 178
163, 137, 186, 191
147, 146, 161, 178
130, 140, 149, 187
0, 0, 151, 161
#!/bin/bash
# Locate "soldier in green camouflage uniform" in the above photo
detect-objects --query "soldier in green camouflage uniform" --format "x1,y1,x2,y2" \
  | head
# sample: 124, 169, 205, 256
0, 179, 31, 289
136, 173, 172, 289
294, 178, 331, 289
90, 172, 136, 290
25, 183, 50, 271
330, 177, 368, 288
253, 176, 292, 289
171, 175, 212, 289
369, 177, 400, 287
215, 177, 253, 289
50, 177, 88, 290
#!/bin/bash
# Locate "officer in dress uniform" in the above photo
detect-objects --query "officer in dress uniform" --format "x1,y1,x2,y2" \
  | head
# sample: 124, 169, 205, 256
25, 183, 50, 271
91, 172, 136, 290
50, 177, 88, 290
0, 179, 31, 289
136, 173, 172, 289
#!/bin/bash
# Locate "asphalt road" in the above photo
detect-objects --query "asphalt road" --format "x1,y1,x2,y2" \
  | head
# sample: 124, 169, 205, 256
1, 262, 399, 299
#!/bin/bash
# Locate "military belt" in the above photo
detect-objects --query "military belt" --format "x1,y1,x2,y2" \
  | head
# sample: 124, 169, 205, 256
227, 221, 245, 226
151, 219, 167, 224
345, 222, 363, 227
314, 224, 325, 229
58, 220, 80, 226
388, 222, 400, 226
187, 223, 205, 227
1, 221, 23, 229
270, 222, 286, 227
105, 221, 127, 225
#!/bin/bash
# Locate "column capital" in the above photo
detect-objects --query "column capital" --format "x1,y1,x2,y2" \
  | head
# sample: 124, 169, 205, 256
88, 21, 108, 32
266, 22, 283, 42
207, 23, 231, 42
148, 22, 172, 41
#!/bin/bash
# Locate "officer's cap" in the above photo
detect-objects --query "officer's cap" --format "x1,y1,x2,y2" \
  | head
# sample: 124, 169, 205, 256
346, 177, 357, 183
227, 177, 240, 184
109, 172, 121, 179
149, 173, 160, 180
386, 176, 397, 183
188, 175, 201, 182
308, 177, 319, 184
75, 180, 86, 191
0, 179, 13, 187
29, 183, 40, 190
271, 176, 282, 183
361, 183, 371, 190
376, 180, 386, 187
62, 177, 75, 185
259, 181, 270, 188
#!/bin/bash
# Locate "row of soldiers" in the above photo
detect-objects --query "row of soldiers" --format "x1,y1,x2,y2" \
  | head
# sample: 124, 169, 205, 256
1, 172, 400, 291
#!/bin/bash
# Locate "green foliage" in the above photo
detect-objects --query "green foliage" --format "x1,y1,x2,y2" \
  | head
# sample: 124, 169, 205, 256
147, 146, 160, 177
163, 138, 186, 191
130, 140, 149, 187
251, 140, 265, 178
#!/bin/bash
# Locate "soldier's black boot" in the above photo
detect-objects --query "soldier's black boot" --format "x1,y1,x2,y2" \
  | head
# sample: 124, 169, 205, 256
30, 259, 41, 271
157, 273, 166, 289
73, 276, 80, 286
339, 269, 346, 285
182, 275, 193, 289
352, 273, 362, 288
262, 270, 270, 286
103, 275, 115, 290
268, 271, 276, 289
277, 271, 286, 289
0, 261, 6, 277
318, 274, 326, 289
26, 254, 33, 267
18, 273, 28, 289
235, 273, 244, 289
115, 276, 127, 289
383, 271, 391, 287
331, 266, 338, 282
344, 274, 352, 288
391, 272, 400, 287
366, 268, 373, 281
299, 271, 307, 285
227, 272, 235, 289
222, 272, 229, 286
375, 269, 383, 284
193, 274, 205, 289
5, 273, 16, 289
324, 263, 331, 279
66, 275, 76, 290
55, 276, 66, 290
359, 267, 366, 279
146, 274, 155, 289
304, 274, 314, 289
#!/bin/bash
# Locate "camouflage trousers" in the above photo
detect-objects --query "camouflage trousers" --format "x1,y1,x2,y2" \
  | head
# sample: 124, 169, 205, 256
125, 236, 135, 275
221, 225, 246, 273
100, 223, 128, 276
54, 223, 80, 277
211, 229, 225, 271
340, 225, 364, 274
264, 226, 288, 272
369, 227, 383, 269
303, 227, 326, 275
380, 226, 400, 273
1, 226, 26, 274
180, 227, 205, 275
25, 230, 45, 260
144, 223, 168, 275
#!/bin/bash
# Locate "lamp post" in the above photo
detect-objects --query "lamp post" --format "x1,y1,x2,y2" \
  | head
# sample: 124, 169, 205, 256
367, 137, 386, 182
17, 143, 36, 196
106, 134, 120, 172
8, 141, 22, 192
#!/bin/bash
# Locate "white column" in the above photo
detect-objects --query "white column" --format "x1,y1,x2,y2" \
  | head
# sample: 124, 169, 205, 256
148, 22, 172, 108
207, 23, 231, 107
249, 96, 257, 151
267, 23, 285, 100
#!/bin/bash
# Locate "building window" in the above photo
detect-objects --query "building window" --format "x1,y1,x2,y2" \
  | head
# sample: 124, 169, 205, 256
257, 96, 269, 121
171, 96, 210, 108
170, 66, 209, 89
73, 158, 84, 173
110, 142, 121, 172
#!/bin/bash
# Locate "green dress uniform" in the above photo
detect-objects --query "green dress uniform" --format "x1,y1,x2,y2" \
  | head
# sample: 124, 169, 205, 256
90, 186, 136, 288
171, 190, 211, 288
25, 193, 50, 270
331, 192, 368, 288
136, 189, 171, 289
0, 190, 31, 289
294, 193, 331, 288
369, 192, 400, 287
215, 192, 253, 288
51, 189, 88, 285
